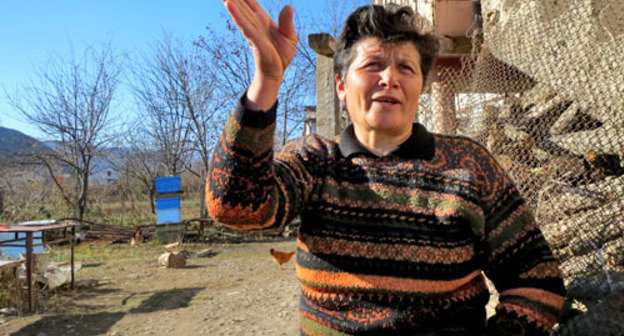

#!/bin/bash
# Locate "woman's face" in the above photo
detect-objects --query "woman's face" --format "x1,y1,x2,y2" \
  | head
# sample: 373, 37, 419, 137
336, 37, 423, 138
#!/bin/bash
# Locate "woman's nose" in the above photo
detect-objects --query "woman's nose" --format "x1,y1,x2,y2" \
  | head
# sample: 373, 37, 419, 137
378, 66, 399, 88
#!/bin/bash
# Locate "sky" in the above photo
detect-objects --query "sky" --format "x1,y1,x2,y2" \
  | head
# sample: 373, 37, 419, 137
0, 0, 364, 139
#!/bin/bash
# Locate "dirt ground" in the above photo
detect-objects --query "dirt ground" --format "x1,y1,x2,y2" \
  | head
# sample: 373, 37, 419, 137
0, 240, 300, 336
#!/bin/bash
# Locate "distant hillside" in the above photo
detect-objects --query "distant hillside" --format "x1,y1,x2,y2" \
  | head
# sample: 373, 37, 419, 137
0, 126, 50, 157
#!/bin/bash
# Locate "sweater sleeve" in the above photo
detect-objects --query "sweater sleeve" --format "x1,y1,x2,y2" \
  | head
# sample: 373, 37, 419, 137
478, 150, 566, 336
205, 95, 318, 233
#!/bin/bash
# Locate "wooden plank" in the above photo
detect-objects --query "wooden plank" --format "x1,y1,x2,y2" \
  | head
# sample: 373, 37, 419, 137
542, 201, 624, 249
0, 237, 27, 244
39, 237, 73, 246
559, 237, 624, 280
550, 124, 624, 156
0, 243, 31, 248
84, 223, 138, 243
0, 223, 77, 232
0, 260, 22, 269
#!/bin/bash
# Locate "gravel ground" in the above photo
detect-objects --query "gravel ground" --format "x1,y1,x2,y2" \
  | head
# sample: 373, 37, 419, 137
1, 240, 300, 336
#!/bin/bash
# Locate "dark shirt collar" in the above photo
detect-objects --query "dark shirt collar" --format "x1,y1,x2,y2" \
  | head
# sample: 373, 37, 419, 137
338, 123, 435, 160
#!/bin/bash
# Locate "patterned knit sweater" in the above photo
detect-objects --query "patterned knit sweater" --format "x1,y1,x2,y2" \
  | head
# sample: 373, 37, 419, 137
207, 99, 566, 336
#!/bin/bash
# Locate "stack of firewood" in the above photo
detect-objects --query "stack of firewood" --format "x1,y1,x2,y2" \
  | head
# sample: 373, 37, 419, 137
476, 1, 624, 331
83, 223, 139, 244
481, 82, 624, 285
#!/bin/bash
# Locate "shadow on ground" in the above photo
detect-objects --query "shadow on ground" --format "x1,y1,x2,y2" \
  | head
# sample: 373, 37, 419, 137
10, 312, 125, 336
11, 287, 205, 335
76, 287, 123, 298
81, 263, 105, 268
128, 287, 205, 313
182, 265, 210, 269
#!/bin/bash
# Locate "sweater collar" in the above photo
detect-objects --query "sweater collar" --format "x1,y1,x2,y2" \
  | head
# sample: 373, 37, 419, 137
338, 123, 435, 160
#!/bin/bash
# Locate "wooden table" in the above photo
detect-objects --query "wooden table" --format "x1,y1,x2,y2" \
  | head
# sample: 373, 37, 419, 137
0, 223, 77, 312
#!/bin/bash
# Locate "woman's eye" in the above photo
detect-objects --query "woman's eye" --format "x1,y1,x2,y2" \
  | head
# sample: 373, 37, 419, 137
401, 65, 415, 72
364, 62, 382, 69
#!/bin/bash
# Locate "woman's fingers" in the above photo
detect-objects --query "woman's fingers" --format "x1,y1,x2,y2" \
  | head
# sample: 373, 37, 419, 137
223, 0, 297, 80
224, 0, 261, 37
278, 5, 296, 41
243, 0, 263, 13
225, 0, 294, 43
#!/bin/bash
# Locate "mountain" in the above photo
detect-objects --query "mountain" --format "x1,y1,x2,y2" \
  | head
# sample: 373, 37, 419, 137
0, 126, 50, 157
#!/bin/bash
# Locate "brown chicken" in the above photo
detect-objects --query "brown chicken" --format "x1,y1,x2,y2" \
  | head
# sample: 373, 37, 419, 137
269, 248, 296, 269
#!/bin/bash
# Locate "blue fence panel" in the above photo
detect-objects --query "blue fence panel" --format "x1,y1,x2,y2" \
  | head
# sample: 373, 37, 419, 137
155, 176, 181, 194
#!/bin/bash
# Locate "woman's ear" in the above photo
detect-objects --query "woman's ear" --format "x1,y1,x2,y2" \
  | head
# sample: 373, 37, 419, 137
335, 75, 347, 102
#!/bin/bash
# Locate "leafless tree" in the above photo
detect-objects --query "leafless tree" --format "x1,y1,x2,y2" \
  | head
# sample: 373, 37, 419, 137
194, 0, 369, 148
277, 53, 312, 145
0, 157, 7, 215
312, 0, 370, 38
8, 44, 122, 220
132, 36, 197, 178
132, 34, 226, 217
108, 127, 164, 214
294, 0, 370, 69
195, 12, 314, 147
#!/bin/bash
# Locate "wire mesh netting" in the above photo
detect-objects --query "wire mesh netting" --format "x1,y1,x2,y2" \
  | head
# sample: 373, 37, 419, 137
412, 0, 624, 332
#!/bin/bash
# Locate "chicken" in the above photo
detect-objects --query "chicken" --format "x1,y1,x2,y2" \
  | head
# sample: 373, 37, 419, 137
269, 248, 296, 269
130, 228, 144, 246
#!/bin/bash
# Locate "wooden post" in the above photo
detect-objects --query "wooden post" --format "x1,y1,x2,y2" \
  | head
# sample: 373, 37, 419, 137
14, 264, 21, 315
430, 61, 458, 135
431, 81, 457, 135
309, 33, 341, 138
70, 226, 75, 290
25, 232, 33, 312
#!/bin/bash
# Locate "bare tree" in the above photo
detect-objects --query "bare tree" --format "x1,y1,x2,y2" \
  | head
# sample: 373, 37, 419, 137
182, 65, 227, 217
108, 128, 164, 214
195, 13, 314, 147
194, 0, 370, 147
278, 53, 312, 145
8, 44, 122, 220
293, 0, 370, 70
311, 0, 370, 38
0, 157, 8, 216
132, 35, 202, 178
133, 34, 226, 217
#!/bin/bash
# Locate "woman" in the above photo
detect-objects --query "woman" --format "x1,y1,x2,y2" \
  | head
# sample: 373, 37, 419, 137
207, 1, 566, 335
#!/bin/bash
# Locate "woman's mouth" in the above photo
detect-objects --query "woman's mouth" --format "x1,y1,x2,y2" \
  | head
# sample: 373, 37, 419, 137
372, 96, 400, 106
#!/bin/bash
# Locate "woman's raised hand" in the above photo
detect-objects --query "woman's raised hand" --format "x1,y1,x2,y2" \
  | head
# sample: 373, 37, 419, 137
224, 0, 297, 85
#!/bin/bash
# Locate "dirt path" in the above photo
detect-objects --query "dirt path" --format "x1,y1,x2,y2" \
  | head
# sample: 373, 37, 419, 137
1, 240, 300, 336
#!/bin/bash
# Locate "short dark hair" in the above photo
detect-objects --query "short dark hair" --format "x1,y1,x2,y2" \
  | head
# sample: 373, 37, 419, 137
334, 4, 440, 82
